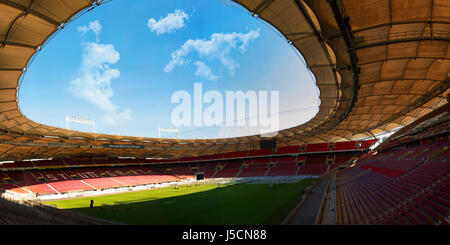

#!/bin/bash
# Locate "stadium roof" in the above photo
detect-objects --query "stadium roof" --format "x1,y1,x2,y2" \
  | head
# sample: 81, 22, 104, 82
0, 0, 448, 160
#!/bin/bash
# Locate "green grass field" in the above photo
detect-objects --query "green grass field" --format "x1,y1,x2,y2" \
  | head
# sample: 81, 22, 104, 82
44, 179, 314, 225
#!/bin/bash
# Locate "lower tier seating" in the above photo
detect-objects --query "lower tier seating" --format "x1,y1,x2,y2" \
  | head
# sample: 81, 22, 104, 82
0, 151, 367, 194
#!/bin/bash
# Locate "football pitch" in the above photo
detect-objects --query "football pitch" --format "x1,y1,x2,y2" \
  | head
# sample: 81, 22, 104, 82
44, 179, 314, 225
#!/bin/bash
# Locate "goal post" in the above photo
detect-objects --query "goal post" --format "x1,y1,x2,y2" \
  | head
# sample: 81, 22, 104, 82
66, 116, 96, 133
158, 127, 179, 139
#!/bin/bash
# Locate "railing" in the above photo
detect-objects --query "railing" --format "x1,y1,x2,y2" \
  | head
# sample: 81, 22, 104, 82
315, 176, 332, 224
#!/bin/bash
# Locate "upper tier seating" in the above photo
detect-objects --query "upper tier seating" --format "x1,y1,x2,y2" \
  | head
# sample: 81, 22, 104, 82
0, 140, 376, 171
335, 114, 449, 225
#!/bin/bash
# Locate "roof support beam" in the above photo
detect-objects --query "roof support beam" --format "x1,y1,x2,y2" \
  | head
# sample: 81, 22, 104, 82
252, 0, 275, 15
355, 36, 450, 50
0, 100, 17, 104
0, 108, 18, 114
389, 0, 392, 26
294, 0, 322, 40
0, 115, 22, 124
359, 56, 450, 66
1, 0, 35, 50
357, 92, 434, 99
353, 20, 450, 33
0, 41, 38, 50
285, 31, 315, 37
343, 112, 417, 118
0, 144, 17, 158
0, 68, 23, 71
0, 0, 60, 26
430, 0, 434, 30
443, 42, 450, 60
360, 78, 444, 85
319, 0, 359, 130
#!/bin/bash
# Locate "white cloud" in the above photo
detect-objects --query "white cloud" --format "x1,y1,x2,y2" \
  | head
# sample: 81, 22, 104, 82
194, 61, 219, 81
147, 9, 189, 35
70, 39, 132, 125
164, 29, 260, 78
78, 20, 102, 42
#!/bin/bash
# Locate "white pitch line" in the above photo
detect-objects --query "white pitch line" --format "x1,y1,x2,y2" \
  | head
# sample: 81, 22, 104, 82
80, 180, 98, 190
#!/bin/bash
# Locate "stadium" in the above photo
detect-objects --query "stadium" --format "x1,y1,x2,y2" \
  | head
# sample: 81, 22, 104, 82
0, 0, 449, 229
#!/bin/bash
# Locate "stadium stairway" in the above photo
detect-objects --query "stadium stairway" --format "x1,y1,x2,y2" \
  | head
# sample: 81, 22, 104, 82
284, 177, 330, 225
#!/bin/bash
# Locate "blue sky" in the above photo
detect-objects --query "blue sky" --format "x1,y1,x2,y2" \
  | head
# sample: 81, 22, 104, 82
19, 0, 319, 139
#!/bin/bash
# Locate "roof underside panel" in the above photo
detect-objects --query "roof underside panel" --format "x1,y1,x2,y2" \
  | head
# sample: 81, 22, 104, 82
0, 0, 448, 160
